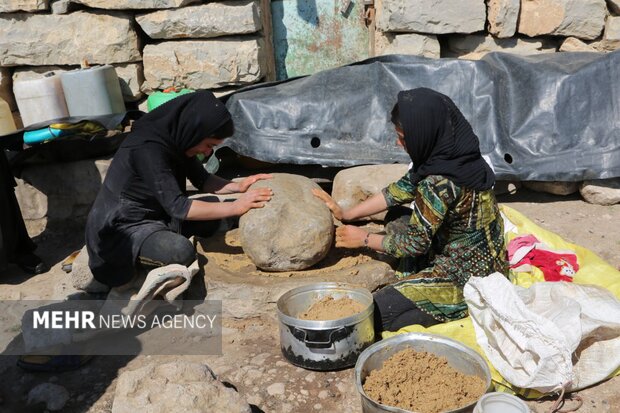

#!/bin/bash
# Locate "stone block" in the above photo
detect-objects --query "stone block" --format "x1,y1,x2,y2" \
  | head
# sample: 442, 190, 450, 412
487, 0, 520, 38
377, 0, 486, 34
375, 32, 440, 58
518, 0, 607, 41
136, 1, 261, 40
142, 38, 264, 91
446, 34, 556, 59
0, 12, 141, 66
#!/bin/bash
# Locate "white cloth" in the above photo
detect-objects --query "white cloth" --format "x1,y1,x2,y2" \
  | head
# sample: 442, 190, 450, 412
464, 272, 620, 393
101, 260, 200, 319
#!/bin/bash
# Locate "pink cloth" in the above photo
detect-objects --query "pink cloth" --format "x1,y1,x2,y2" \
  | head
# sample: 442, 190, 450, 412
507, 234, 578, 282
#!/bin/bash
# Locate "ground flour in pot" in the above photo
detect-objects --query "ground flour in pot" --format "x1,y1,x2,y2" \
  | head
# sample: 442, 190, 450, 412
363, 348, 486, 413
299, 296, 366, 320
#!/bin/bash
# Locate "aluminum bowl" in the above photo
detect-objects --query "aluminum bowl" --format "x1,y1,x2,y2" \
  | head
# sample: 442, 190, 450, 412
355, 332, 492, 413
277, 282, 374, 370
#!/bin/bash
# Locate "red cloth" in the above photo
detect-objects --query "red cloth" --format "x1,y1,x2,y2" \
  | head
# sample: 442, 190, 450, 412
507, 235, 578, 282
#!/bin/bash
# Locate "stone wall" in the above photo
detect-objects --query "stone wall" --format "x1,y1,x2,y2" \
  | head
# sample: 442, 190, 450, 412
0, 0, 266, 118
374, 0, 619, 58
4, 0, 620, 224
1, 0, 618, 120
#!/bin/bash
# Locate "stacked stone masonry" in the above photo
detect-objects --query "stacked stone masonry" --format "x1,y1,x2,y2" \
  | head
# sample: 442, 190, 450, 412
2, 0, 620, 221
1, 0, 618, 120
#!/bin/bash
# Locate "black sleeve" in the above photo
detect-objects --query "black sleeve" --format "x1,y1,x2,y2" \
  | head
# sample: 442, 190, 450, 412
186, 157, 210, 191
131, 146, 192, 220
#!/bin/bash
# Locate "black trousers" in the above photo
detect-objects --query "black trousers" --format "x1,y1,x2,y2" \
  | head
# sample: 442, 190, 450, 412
137, 219, 220, 272
0, 151, 35, 273
373, 285, 440, 332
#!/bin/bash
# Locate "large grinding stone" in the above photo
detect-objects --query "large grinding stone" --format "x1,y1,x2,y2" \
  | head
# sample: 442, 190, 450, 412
239, 173, 334, 271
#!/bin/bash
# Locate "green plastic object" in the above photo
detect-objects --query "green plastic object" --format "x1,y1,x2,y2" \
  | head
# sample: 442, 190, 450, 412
147, 88, 195, 112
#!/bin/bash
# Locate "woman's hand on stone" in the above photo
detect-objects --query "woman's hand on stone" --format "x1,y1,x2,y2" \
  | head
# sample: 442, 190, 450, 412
233, 188, 272, 215
235, 174, 273, 193
312, 188, 344, 221
335, 225, 367, 249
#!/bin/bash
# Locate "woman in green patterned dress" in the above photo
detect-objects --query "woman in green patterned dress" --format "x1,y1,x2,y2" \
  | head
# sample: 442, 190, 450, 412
314, 88, 507, 331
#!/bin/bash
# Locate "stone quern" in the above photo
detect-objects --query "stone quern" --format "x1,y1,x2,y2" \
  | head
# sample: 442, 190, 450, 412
332, 164, 410, 221
239, 174, 334, 271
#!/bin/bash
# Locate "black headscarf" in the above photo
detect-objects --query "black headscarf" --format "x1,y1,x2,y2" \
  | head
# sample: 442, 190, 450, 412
395, 88, 494, 191
126, 90, 232, 154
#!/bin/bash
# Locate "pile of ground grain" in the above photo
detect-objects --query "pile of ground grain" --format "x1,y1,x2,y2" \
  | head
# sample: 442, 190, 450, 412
298, 296, 366, 320
363, 348, 486, 413
201, 229, 383, 277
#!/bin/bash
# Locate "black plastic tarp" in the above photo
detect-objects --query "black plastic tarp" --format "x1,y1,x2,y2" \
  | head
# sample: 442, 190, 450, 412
224, 51, 620, 181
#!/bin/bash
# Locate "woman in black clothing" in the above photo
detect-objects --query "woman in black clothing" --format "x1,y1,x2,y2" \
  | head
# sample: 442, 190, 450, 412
85, 91, 272, 287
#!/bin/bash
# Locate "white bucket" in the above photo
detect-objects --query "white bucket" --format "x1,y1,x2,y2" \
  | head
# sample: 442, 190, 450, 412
0, 97, 16, 135
473, 393, 530, 413
13, 73, 69, 127
60, 65, 125, 117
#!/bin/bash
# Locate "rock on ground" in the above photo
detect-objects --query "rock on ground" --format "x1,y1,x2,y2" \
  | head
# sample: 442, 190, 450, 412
523, 181, 580, 196
112, 361, 252, 413
239, 174, 334, 271
332, 164, 409, 221
580, 179, 620, 206
71, 246, 110, 293
27, 383, 70, 411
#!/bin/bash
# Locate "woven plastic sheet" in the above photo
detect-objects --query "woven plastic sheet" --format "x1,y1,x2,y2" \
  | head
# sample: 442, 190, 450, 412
224, 51, 620, 181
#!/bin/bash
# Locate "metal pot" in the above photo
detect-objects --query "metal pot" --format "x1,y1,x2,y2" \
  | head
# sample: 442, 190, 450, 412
355, 332, 492, 413
277, 282, 374, 371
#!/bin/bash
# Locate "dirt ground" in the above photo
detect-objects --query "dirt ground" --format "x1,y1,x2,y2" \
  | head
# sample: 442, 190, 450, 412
0, 187, 619, 413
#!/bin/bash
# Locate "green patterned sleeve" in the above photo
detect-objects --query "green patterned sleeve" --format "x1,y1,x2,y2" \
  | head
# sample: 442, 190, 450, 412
382, 174, 417, 207
382, 177, 457, 258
